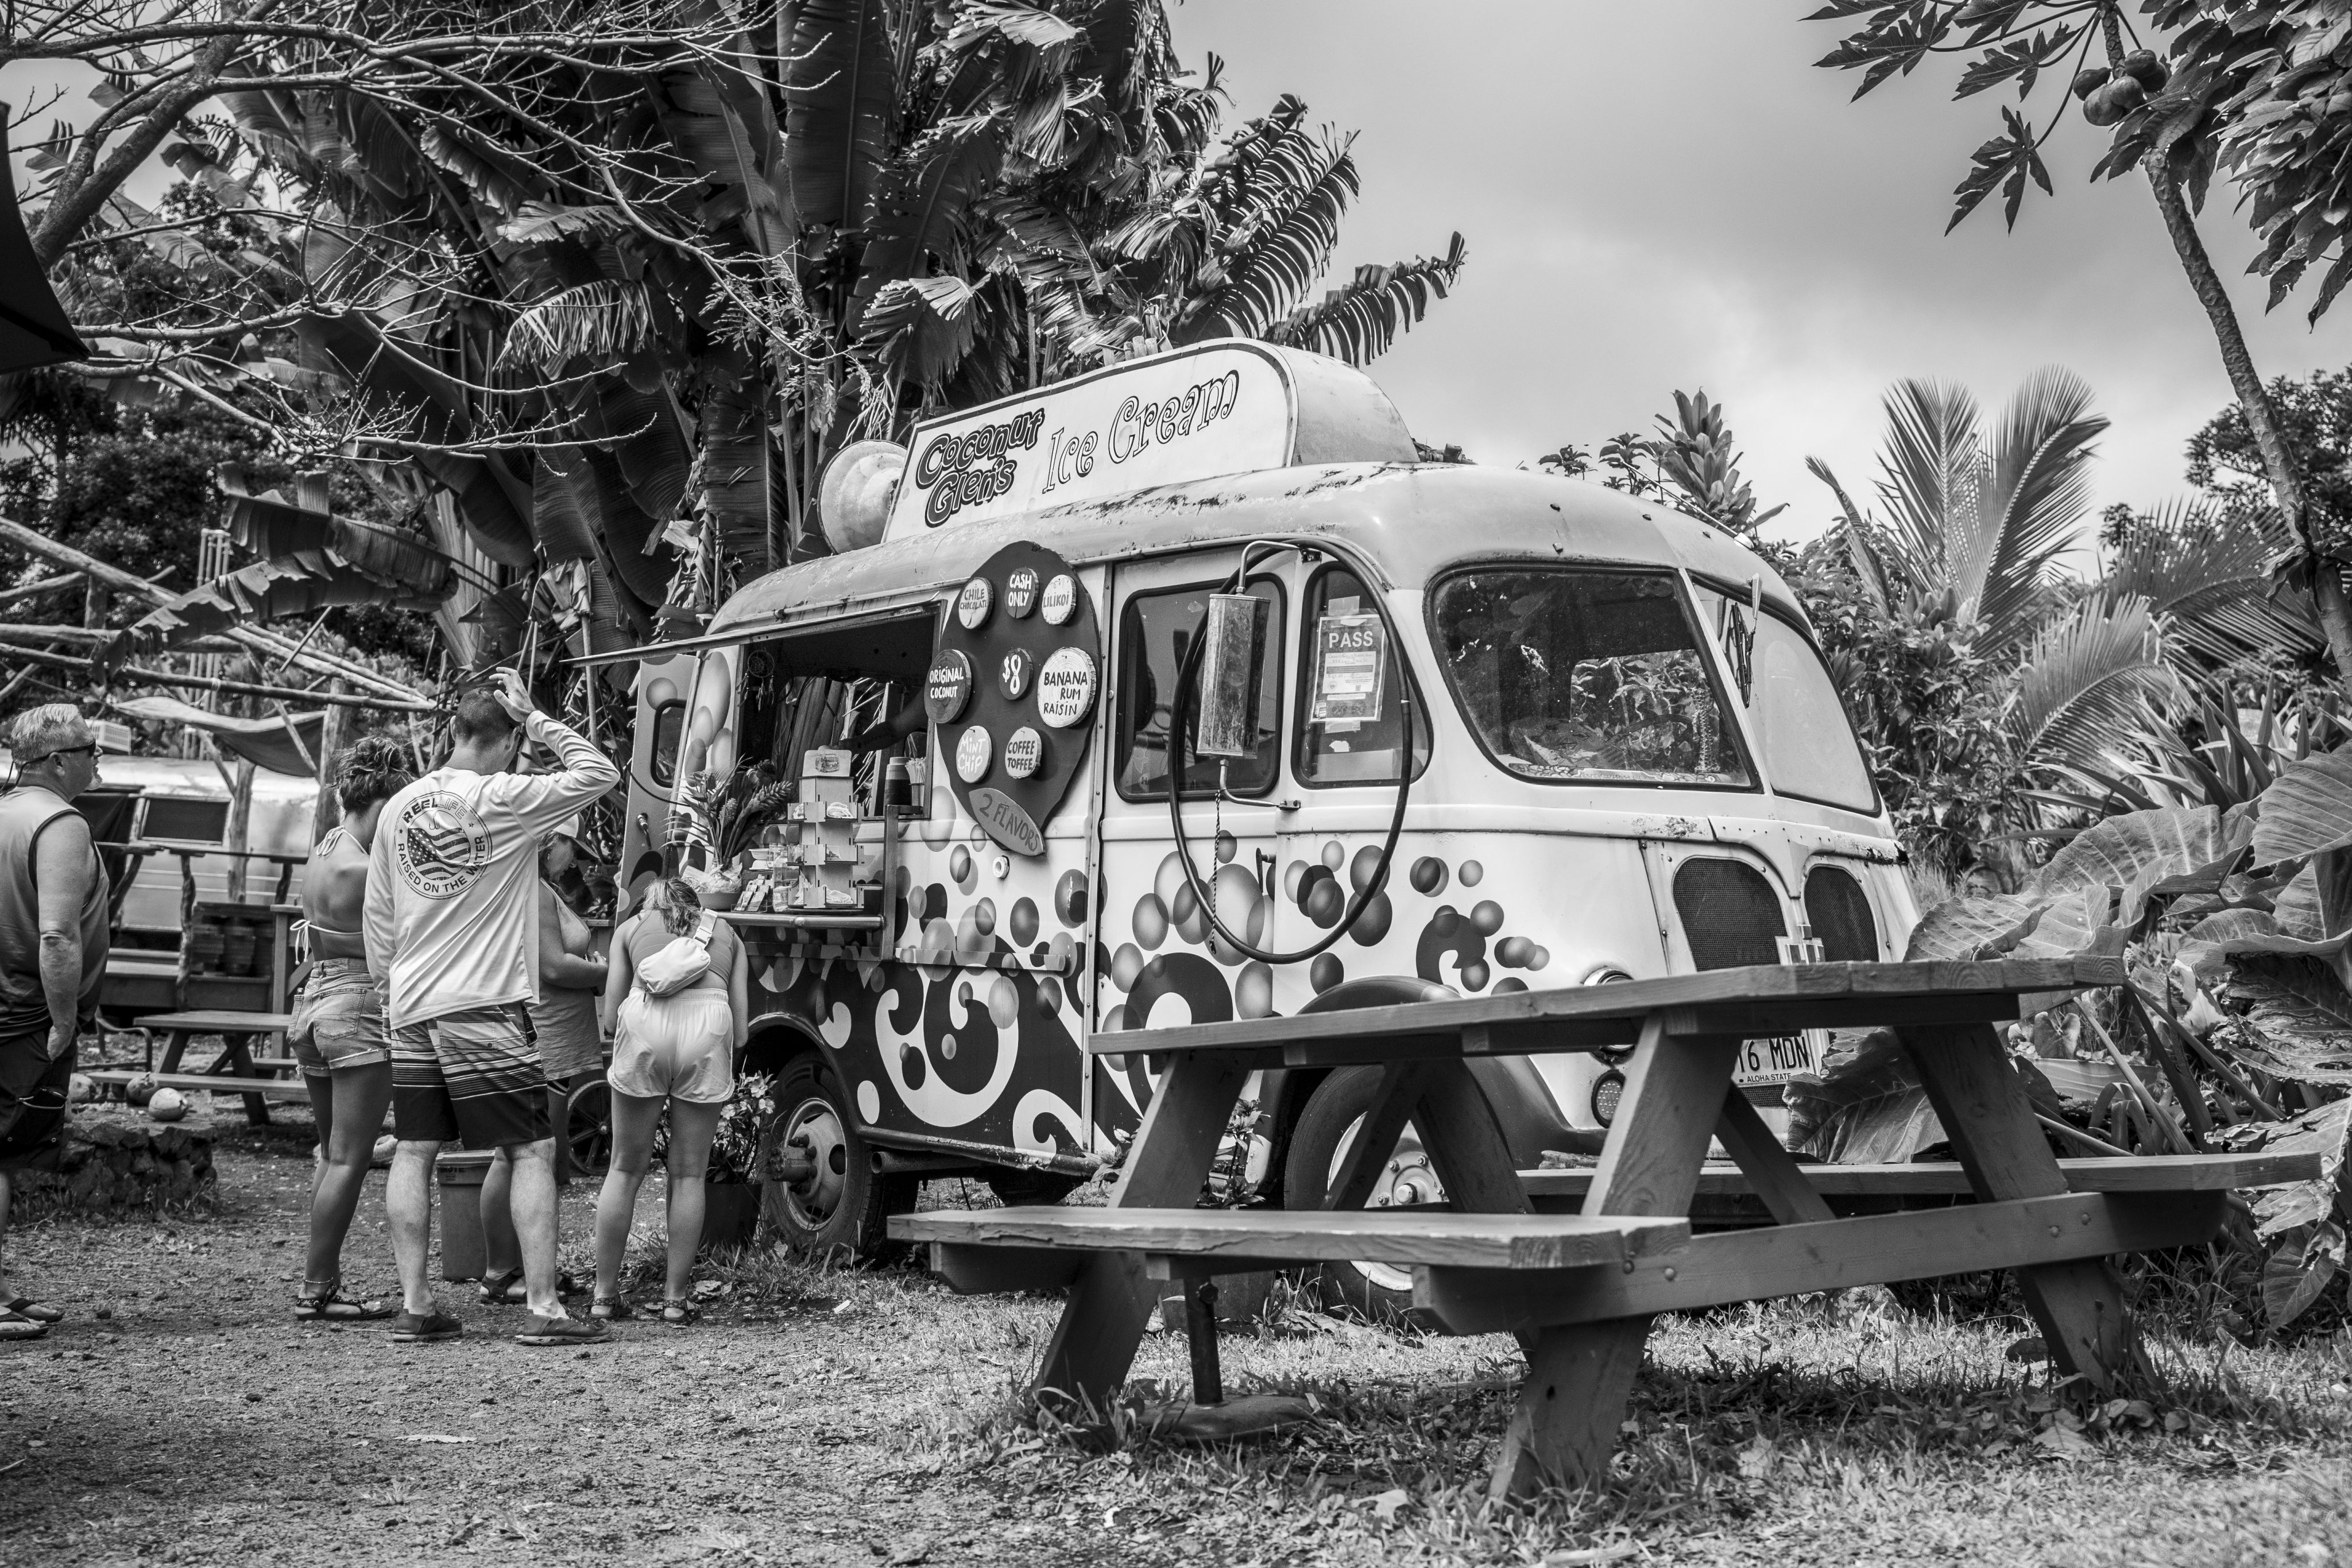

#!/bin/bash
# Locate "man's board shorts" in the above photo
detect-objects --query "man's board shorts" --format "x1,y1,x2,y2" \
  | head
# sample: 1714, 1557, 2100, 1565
287, 957, 390, 1078
609, 990, 734, 1105
390, 1005, 550, 1148
0, 1028, 74, 1173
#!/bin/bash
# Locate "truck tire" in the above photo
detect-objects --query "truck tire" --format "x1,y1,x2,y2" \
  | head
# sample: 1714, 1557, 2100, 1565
760, 1052, 917, 1263
1281, 1064, 1447, 1324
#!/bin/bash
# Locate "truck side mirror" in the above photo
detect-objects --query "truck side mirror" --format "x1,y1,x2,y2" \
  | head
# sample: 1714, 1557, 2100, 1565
1194, 591, 1269, 760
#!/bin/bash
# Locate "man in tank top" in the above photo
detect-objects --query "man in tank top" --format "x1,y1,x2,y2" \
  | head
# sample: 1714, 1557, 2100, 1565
0, 706, 109, 1341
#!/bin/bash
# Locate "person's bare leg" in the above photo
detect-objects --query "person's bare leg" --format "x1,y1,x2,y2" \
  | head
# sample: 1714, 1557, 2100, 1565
594, 1091, 663, 1302
502, 1138, 566, 1319
304, 1063, 393, 1296
386, 1140, 442, 1316
660, 1099, 726, 1306
481, 1148, 520, 1284
0, 1168, 15, 1306
304, 1071, 335, 1178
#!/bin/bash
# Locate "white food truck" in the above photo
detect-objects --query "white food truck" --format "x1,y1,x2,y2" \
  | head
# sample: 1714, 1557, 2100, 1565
605, 342, 1916, 1308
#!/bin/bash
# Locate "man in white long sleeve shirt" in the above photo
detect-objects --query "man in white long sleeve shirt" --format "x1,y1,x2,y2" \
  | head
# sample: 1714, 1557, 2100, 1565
364, 671, 619, 1346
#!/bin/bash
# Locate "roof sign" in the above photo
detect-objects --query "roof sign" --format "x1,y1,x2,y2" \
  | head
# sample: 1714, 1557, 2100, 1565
884, 342, 1415, 544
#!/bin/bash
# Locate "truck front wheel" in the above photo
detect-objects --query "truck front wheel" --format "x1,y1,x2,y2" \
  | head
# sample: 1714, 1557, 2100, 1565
759, 1053, 917, 1262
1280, 1065, 1448, 1323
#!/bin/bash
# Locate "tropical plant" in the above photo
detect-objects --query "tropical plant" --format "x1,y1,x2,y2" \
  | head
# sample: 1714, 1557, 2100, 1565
1807, 1, 2352, 682
1650, 389, 1785, 539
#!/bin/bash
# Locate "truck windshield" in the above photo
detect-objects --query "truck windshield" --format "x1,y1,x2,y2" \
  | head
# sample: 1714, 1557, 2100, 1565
1431, 569, 1751, 787
1690, 584, 1878, 814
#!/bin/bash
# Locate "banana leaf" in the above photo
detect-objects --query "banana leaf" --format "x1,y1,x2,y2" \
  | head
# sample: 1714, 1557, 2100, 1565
698, 343, 775, 569
2253, 745, 2352, 863
783, 0, 895, 234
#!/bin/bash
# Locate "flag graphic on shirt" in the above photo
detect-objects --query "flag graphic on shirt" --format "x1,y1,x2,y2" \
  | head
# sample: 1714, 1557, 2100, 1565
392, 789, 491, 899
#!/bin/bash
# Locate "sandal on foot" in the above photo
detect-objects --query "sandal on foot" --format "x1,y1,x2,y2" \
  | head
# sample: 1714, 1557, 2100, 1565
477, 1268, 525, 1305
0, 1307, 49, 1342
295, 1286, 394, 1321
389, 1310, 464, 1344
661, 1300, 699, 1327
588, 1295, 635, 1321
514, 1314, 606, 1346
2, 1297, 63, 1324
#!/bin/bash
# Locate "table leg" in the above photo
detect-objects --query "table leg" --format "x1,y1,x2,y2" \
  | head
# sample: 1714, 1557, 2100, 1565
222, 1031, 269, 1126
1491, 1017, 1739, 1502
1032, 1051, 1250, 1412
1714, 1090, 1835, 1226
1898, 1023, 2140, 1385
1325, 1061, 1431, 1211
157, 1028, 192, 1075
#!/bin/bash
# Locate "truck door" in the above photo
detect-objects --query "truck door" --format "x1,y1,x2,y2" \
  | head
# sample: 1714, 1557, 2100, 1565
1093, 552, 1291, 1078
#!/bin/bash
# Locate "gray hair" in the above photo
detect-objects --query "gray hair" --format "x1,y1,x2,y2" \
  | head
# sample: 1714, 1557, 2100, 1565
7, 703, 92, 763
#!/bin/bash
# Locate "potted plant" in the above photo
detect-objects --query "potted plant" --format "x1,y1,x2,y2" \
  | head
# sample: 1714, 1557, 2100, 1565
701, 1071, 777, 1250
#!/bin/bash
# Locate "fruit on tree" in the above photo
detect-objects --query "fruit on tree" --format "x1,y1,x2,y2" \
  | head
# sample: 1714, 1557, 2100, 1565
2121, 49, 2168, 91
2072, 66, 2110, 100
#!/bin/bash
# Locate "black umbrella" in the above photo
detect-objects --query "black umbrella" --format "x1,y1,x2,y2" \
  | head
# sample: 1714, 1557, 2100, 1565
1, 106, 90, 374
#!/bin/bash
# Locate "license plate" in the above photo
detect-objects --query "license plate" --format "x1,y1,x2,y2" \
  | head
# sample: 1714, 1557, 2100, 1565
1734, 1029, 1827, 1087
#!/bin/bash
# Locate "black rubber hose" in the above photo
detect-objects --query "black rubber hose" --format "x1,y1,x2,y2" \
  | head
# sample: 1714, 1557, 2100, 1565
1163, 557, 1413, 966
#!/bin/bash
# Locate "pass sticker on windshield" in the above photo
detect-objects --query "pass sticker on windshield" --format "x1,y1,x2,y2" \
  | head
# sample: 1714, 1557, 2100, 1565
1309, 612, 1387, 724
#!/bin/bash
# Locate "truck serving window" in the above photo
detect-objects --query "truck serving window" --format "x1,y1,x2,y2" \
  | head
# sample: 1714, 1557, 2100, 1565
1116, 578, 1285, 800
1690, 584, 1878, 814
1431, 568, 1751, 788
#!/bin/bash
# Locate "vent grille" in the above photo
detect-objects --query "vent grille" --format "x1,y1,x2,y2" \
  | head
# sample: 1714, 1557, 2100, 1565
1672, 859, 1786, 971
1804, 865, 1878, 962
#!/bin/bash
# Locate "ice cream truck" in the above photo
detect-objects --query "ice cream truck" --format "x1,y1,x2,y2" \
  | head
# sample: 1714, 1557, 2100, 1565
603, 341, 1916, 1308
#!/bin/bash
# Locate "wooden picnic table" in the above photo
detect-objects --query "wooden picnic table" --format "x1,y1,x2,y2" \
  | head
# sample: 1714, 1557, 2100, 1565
125, 1009, 296, 1125
896, 957, 2320, 1501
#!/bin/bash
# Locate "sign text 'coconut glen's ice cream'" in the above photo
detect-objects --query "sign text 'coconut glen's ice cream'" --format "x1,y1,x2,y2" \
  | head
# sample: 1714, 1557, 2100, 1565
885, 343, 1310, 543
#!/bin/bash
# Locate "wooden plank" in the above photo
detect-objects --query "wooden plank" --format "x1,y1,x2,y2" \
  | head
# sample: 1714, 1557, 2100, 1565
1713, 1090, 1836, 1225
1491, 1019, 1739, 1503
82, 1070, 309, 1101
1414, 1059, 1539, 1219
1031, 1051, 1251, 1412
134, 1011, 295, 1032
928, 1244, 1081, 1295
1901, 1023, 2141, 1386
1518, 1151, 2326, 1199
1326, 1061, 1431, 1211
896, 1206, 1690, 1270
1416, 1191, 2227, 1335
1085, 958, 2122, 1062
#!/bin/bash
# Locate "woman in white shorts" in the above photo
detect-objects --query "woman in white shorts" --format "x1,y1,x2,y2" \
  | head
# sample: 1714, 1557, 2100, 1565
591, 876, 746, 1325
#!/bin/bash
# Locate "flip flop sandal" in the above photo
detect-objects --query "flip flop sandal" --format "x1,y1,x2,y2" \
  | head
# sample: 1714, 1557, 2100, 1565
295, 1286, 395, 1321
0, 1308, 49, 1341
514, 1314, 607, 1346
477, 1268, 526, 1305
389, 1310, 464, 1344
3, 1297, 63, 1324
589, 1295, 635, 1321
661, 1300, 700, 1327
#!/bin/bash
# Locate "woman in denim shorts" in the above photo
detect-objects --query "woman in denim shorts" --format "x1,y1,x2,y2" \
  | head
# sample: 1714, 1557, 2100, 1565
287, 737, 414, 1319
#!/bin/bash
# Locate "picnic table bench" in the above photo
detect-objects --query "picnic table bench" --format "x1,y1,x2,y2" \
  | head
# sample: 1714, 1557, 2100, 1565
893, 957, 2326, 1501
98, 1010, 295, 1124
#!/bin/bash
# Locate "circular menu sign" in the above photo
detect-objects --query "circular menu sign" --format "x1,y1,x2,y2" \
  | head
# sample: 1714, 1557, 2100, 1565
1036, 646, 1097, 730
1004, 566, 1041, 620
955, 576, 993, 630
996, 646, 1034, 702
923, 648, 973, 726
1040, 573, 1077, 626
1003, 726, 1043, 780
955, 725, 993, 784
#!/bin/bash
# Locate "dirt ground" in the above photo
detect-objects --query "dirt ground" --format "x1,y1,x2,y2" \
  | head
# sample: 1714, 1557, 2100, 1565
5, 1097, 2352, 1567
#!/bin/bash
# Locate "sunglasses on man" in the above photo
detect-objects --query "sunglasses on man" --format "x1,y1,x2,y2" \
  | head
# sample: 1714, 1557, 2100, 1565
38, 743, 98, 762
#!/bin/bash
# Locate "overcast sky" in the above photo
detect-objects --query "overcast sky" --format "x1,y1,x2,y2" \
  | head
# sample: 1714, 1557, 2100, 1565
1171, 0, 2352, 555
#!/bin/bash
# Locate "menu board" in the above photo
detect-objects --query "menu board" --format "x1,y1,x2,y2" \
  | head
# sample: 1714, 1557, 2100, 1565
930, 541, 1100, 856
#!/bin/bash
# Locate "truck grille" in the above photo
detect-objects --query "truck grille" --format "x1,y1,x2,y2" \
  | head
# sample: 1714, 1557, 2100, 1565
1804, 865, 1879, 961
1672, 859, 1787, 970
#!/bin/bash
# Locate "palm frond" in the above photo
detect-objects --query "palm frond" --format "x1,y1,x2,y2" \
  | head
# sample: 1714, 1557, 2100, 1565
499, 281, 653, 377
2098, 497, 2322, 668
1874, 377, 1980, 596
1180, 126, 1357, 340
2010, 594, 2178, 775
1976, 365, 2106, 653
859, 274, 982, 394
1265, 231, 1464, 365
853, 119, 1005, 319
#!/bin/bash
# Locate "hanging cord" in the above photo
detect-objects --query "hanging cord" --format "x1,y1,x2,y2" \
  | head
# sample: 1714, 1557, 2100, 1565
1165, 541, 1414, 965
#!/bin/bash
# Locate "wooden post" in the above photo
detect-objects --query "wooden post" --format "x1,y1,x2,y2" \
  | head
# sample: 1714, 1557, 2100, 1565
223, 758, 256, 903
313, 680, 351, 839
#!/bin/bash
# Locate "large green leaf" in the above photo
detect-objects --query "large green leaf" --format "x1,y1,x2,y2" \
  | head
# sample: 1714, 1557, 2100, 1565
1902, 891, 2049, 961
860, 275, 981, 394
699, 343, 774, 570
2263, 1221, 2345, 1327
2252, 746, 2352, 864
2222, 959, 2352, 1087
658, 53, 794, 254
854, 121, 1006, 319
1784, 1028, 1946, 1164
2243, 1098, 2352, 1238
2034, 804, 2240, 928
783, 0, 896, 234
